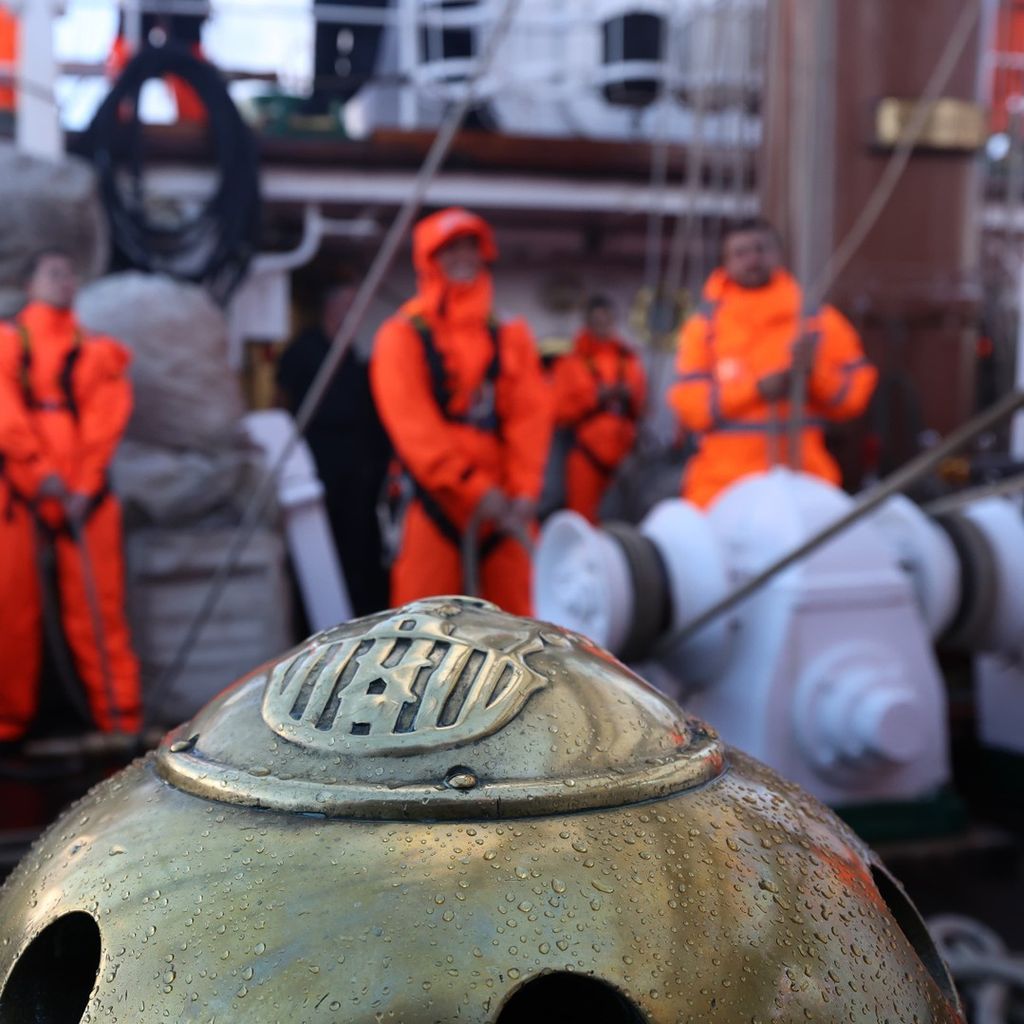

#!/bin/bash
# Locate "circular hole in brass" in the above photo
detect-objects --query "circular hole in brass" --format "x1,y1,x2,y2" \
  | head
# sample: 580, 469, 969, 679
0, 912, 101, 1023
870, 864, 959, 1007
496, 972, 645, 1023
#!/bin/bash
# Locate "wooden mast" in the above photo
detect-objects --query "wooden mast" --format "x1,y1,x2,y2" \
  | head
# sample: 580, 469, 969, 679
761, 0, 986, 478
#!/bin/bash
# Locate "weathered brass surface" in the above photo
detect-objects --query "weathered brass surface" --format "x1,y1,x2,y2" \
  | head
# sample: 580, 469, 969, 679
874, 97, 987, 152
0, 598, 963, 1022
155, 597, 723, 819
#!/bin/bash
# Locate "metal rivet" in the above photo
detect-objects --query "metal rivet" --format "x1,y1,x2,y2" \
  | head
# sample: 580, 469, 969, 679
445, 767, 478, 791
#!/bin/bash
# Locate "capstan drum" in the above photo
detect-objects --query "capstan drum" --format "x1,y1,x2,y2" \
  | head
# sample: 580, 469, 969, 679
0, 597, 962, 1023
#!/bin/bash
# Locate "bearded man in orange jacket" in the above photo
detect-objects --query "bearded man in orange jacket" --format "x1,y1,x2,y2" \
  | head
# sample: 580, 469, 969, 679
370, 208, 553, 615
668, 218, 877, 507
0, 251, 142, 743
552, 295, 646, 523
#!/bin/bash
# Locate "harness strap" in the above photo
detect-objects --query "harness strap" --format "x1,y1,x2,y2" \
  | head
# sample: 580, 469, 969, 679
400, 314, 507, 555
408, 313, 502, 432
4, 479, 111, 535
825, 355, 872, 409
710, 418, 829, 435
15, 322, 83, 420
572, 345, 638, 432
570, 437, 618, 477
413, 483, 504, 559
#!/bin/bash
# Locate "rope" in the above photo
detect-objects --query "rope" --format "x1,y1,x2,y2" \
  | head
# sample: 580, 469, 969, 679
460, 504, 534, 599
653, 388, 1024, 656
929, 915, 1024, 1024
923, 469, 1024, 515
805, 1, 980, 308
65, 515, 125, 736
82, 43, 261, 305
146, 0, 523, 719
780, 2, 978, 474
634, 1, 718, 451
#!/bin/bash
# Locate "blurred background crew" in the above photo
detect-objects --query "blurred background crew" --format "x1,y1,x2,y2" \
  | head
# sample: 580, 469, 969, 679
552, 294, 646, 523
668, 218, 878, 507
0, 250, 141, 745
276, 279, 391, 617
370, 207, 552, 614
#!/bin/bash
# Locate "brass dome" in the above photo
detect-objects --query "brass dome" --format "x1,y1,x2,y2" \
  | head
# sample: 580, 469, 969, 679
0, 597, 962, 1023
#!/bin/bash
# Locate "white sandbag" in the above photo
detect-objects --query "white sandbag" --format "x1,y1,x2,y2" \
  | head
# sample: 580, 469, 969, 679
127, 526, 293, 726
77, 272, 246, 452
0, 144, 109, 317
111, 438, 271, 529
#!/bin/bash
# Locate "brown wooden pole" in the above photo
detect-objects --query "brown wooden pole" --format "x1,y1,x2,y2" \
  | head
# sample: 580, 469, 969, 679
761, 0, 986, 480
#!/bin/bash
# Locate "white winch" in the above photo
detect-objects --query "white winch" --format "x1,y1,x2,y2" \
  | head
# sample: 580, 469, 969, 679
535, 467, 1024, 806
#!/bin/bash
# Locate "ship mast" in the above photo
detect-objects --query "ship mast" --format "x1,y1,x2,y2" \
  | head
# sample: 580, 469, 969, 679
762, 0, 987, 478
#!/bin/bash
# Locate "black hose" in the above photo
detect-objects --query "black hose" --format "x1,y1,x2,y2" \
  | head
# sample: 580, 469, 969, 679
80, 42, 261, 305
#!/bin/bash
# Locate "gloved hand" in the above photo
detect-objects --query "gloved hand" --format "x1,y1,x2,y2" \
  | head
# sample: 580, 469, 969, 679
64, 493, 93, 530
474, 487, 509, 526
757, 370, 791, 402
37, 473, 67, 500
501, 497, 537, 535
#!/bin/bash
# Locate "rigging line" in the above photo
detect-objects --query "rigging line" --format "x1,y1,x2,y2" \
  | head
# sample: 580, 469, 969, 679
635, 22, 676, 451
924, 469, 1024, 516
659, 3, 713, 306
806, 0, 980, 309
642, 44, 673, 295
784, 0, 977, 473
148, 0, 524, 711
0, 73, 65, 109
637, 0, 724, 449
653, 387, 1024, 656
785, 0, 837, 472
651, 1, 984, 655
706, 0, 734, 279
642, 89, 671, 294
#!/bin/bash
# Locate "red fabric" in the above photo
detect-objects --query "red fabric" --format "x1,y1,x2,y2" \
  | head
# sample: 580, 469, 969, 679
0, 494, 142, 739
370, 208, 552, 612
0, 305, 140, 738
552, 329, 646, 522
107, 36, 208, 123
668, 269, 877, 507
0, 304, 133, 503
993, 2, 1024, 133
0, 9, 15, 112
561, 447, 609, 524
390, 500, 531, 615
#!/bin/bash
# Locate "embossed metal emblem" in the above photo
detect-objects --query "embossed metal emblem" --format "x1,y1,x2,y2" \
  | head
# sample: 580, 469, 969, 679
261, 606, 550, 753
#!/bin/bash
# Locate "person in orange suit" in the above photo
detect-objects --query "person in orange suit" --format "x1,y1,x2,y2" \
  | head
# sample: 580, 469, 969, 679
552, 295, 646, 523
371, 208, 552, 615
0, 251, 142, 745
0, 6, 16, 117
668, 218, 877, 507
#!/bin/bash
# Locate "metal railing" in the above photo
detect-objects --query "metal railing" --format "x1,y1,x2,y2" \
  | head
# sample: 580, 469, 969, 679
45, 0, 768, 141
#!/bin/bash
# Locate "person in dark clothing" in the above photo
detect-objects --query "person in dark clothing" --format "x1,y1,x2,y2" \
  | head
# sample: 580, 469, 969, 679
276, 282, 391, 617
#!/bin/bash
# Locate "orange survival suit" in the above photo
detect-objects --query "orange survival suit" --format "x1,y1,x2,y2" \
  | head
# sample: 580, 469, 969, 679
370, 209, 553, 615
0, 7, 16, 115
0, 302, 142, 740
552, 329, 646, 523
668, 268, 877, 507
